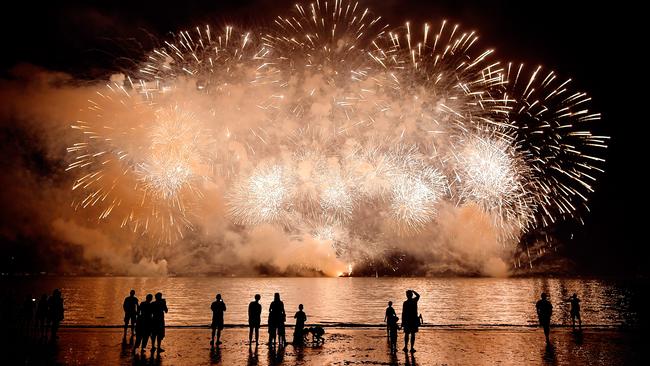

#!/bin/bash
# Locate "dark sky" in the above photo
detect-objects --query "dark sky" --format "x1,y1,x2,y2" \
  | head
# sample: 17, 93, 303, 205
0, 1, 642, 274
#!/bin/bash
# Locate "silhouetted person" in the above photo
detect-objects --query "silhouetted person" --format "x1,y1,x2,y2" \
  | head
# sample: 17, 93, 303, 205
268, 293, 285, 347
536, 292, 553, 343
569, 293, 581, 329
384, 301, 396, 339
150, 292, 168, 353
134, 294, 153, 353
211, 294, 227, 347
47, 289, 64, 342
388, 313, 399, 353
35, 294, 48, 337
20, 295, 35, 335
293, 304, 307, 345
401, 289, 420, 353
248, 294, 262, 345
123, 289, 139, 338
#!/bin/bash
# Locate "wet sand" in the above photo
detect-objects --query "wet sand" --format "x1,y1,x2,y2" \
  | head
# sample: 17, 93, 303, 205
12, 327, 642, 365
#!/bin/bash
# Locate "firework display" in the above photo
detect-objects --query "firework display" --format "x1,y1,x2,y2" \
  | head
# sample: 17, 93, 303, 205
67, 0, 607, 267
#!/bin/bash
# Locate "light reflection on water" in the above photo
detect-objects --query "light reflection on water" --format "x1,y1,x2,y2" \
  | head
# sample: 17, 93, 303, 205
1, 277, 640, 327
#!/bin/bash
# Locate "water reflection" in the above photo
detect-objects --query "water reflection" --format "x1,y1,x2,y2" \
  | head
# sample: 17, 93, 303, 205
0, 277, 640, 327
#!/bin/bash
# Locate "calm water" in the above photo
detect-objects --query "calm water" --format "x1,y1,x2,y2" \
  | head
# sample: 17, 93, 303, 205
1, 277, 641, 327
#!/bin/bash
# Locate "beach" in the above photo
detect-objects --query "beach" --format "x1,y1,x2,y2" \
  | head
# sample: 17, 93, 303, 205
10, 326, 642, 365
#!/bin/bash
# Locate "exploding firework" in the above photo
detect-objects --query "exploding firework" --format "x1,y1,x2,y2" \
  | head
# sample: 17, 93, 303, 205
67, 0, 607, 273
227, 164, 295, 226
503, 64, 607, 228
67, 85, 209, 243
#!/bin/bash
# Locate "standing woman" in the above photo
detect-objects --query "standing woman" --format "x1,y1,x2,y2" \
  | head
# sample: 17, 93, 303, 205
268, 293, 285, 347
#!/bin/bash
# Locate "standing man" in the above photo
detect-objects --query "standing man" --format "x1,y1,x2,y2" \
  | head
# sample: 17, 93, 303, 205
151, 292, 168, 353
47, 289, 64, 342
134, 294, 153, 353
123, 290, 139, 338
536, 292, 553, 343
401, 289, 420, 353
211, 294, 227, 347
569, 293, 582, 330
248, 294, 262, 346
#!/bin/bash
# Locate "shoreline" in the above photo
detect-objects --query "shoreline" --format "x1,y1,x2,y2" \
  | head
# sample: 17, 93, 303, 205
8, 326, 642, 365
57, 323, 633, 330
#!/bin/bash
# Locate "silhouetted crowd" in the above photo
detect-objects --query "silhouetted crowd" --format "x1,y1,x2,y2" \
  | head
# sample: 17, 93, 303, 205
2, 286, 584, 358
0, 289, 64, 343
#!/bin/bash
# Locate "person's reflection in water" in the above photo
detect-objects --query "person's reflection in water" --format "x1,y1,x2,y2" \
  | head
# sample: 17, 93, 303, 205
247, 344, 259, 366
267, 342, 285, 365
210, 343, 222, 363
403, 352, 417, 366
572, 328, 584, 345
543, 342, 558, 365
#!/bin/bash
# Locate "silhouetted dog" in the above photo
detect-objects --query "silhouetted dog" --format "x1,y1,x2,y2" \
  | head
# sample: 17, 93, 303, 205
303, 326, 325, 345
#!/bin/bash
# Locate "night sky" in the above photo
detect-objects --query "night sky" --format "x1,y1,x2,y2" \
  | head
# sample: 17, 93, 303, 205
0, 1, 641, 275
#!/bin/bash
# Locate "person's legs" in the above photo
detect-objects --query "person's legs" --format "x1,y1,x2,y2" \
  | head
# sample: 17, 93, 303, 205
217, 328, 222, 344
254, 327, 259, 343
130, 315, 136, 335
543, 323, 550, 343
150, 331, 157, 350
140, 330, 149, 350
157, 328, 164, 351
249, 326, 253, 343
410, 333, 416, 352
403, 331, 409, 351
577, 313, 582, 329
211, 326, 216, 345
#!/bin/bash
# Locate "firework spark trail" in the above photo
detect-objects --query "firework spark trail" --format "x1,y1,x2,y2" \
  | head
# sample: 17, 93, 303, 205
66, 0, 607, 273
503, 63, 607, 228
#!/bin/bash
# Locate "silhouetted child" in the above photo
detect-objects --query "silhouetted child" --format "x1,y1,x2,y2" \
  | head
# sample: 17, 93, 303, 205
134, 293, 153, 353
151, 292, 168, 353
248, 294, 262, 345
536, 292, 553, 343
569, 293, 581, 330
388, 314, 399, 353
278, 311, 287, 347
384, 301, 396, 340
123, 290, 139, 338
293, 304, 307, 345
211, 294, 226, 347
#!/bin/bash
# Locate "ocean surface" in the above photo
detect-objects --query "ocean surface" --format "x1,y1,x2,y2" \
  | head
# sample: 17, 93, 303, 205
1, 277, 642, 327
